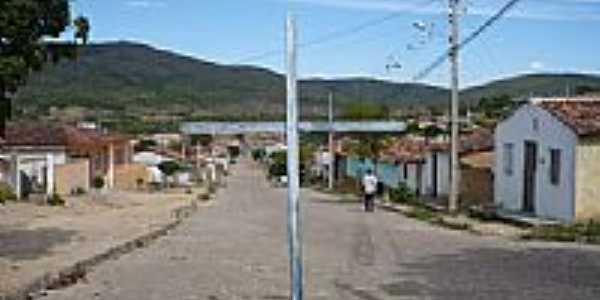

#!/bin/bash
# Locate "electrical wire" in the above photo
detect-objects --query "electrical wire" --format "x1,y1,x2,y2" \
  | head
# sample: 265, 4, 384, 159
234, 12, 405, 64
412, 0, 523, 81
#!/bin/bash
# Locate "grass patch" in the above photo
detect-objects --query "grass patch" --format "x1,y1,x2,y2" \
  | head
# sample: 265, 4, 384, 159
388, 184, 417, 205
47, 193, 66, 206
402, 206, 471, 231
404, 207, 441, 222
0, 182, 17, 204
522, 221, 600, 243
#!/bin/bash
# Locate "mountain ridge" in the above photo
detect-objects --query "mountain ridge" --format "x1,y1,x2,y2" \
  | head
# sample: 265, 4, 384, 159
15, 41, 600, 120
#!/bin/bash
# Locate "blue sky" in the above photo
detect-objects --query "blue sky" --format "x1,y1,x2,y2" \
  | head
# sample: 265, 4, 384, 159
67, 0, 600, 87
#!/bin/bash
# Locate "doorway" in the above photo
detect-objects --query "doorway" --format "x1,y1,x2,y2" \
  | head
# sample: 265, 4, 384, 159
522, 141, 537, 214
431, 152, 438, 197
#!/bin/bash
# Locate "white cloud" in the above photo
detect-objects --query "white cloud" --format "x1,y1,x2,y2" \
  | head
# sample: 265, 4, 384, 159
530, 61, 545, 70
125, 1, 167, 8
284, 0, 441, 14
280, 0, 600, 22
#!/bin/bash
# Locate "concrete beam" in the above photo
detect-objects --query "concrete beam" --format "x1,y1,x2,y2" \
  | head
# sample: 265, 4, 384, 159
181, 121, 406, 135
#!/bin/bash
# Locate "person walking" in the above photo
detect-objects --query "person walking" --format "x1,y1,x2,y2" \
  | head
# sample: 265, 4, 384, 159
362, 169, 378, 212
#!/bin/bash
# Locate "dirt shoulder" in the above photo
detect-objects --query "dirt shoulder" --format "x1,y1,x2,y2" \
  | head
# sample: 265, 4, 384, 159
0, 188, 210, 298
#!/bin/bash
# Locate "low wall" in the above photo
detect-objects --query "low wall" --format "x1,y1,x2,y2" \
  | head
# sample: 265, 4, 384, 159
55, 159, 90, 195
114, 164, 150, 190
460, 166, 494, 208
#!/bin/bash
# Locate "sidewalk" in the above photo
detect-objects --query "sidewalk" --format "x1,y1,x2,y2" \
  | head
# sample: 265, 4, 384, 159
0, 188, 211, 299
307, 187, 527, 239
377, 201, 527, 238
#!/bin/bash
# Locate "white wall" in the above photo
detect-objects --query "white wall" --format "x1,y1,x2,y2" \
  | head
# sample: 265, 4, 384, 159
495, 104, 577, 222
15, 151, 67, 182
423, 151, 451, 198
404, 163, 425, 196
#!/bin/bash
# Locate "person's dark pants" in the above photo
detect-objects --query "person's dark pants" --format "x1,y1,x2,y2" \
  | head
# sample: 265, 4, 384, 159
364, 193, 375, 212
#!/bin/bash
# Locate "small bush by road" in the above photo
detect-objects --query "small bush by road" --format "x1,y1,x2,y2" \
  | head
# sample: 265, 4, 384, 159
522, 221, 600, 243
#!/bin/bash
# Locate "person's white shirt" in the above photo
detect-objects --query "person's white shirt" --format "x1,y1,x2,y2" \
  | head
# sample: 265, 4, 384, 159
362, 173, 378, 195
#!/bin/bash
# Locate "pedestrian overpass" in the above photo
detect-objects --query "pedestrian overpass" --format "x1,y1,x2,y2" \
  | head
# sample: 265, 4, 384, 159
180, 121, 407, 135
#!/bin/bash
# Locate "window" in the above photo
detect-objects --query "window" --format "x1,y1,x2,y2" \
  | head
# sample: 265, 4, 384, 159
550, 148, 561, 185
503, 143, 514, 176
403, 164, 408, 179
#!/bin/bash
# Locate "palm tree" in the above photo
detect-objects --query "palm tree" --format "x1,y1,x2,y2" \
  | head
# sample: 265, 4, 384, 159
74, 16, 90, 45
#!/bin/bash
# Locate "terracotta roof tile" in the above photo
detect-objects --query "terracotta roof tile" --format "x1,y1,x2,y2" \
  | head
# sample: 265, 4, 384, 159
1, 123, 67, 147
538, 100, 600, 137
1, 123, 130, 153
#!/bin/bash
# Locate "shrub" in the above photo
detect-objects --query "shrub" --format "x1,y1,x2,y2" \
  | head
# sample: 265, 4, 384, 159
208, 183, 217, 194
389, 184, 416, 204
47, 193, 66, 206
252, 149, 266, 161
0, 182, 17, 204
522, 221, 600, 243
71, 187, 86, 195
92, 176, 105, 189
198, 192, 210, 201
404, 207, 441, 223
158, 161, 181, 177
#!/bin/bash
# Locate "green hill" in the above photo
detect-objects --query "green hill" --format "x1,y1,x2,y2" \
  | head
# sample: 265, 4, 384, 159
14, 41, 600, 124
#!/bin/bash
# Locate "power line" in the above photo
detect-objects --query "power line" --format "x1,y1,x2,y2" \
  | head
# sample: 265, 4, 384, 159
412, 0, 523, 81
234, 12, 408, 64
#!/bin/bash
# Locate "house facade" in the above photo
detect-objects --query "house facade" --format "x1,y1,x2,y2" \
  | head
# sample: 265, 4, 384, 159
0, 123, 134, 198
495, 98, 600, 223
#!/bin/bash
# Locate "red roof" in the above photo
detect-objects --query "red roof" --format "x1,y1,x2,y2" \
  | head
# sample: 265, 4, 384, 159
1, 123, 67, 147
1, 123, 129, 153
538, 100, 600, 137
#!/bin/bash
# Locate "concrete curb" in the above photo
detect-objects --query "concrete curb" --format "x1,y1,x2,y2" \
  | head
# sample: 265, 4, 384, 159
2, 200, 204, 300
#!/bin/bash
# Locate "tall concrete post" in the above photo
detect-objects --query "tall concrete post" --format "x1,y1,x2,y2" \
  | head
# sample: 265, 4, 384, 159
286, 14, 303, 300
328, 91, 335, 190
11, 153, 21, 200
108, 143, 115, 189
448, 0, 461, 213
46, 153, 54, 196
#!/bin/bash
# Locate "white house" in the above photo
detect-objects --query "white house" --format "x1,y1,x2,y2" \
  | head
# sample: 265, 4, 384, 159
422, 149, 451, 199
0, 124, 68, 199
495, 98, 600, 223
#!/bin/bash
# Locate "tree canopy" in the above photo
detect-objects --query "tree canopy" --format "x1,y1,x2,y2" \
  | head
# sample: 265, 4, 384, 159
0, 0, 88, 135
341, 102, 389, 120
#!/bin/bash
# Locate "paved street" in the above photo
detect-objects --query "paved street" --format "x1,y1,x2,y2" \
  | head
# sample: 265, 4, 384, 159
44, 160, 600, 300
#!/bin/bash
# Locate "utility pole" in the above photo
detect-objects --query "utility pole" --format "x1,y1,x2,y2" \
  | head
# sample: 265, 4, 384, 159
286, 14, 303, 300
449, 0, 461, 213
328, 90, 335, 190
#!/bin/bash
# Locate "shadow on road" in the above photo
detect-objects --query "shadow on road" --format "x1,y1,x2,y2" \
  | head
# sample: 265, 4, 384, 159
386, 246, 600, 299
0, 227, 77, 261
312, 198, 361, 205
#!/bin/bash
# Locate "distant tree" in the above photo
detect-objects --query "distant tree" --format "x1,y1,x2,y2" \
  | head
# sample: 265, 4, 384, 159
341, 102, 389, 120
191, 134, 214, 147
74, 16, 91, 45
478, 94, 515, 118
423, 125, 445, 138
575, 85, 600, 96
158, 161, 181, 187
0, 0, 90, 136
134, 139, 158, 152
405, 122, 421, 135
345, 135, 389, 161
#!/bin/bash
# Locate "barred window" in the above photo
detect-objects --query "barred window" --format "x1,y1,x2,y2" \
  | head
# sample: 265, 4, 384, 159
503, 143, 514, 176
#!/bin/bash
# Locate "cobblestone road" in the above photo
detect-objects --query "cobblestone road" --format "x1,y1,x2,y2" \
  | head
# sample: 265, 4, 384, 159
43, 160, 600, 300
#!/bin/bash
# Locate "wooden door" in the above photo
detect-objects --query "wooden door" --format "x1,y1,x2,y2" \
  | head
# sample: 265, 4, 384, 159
522, 141, 537, 213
